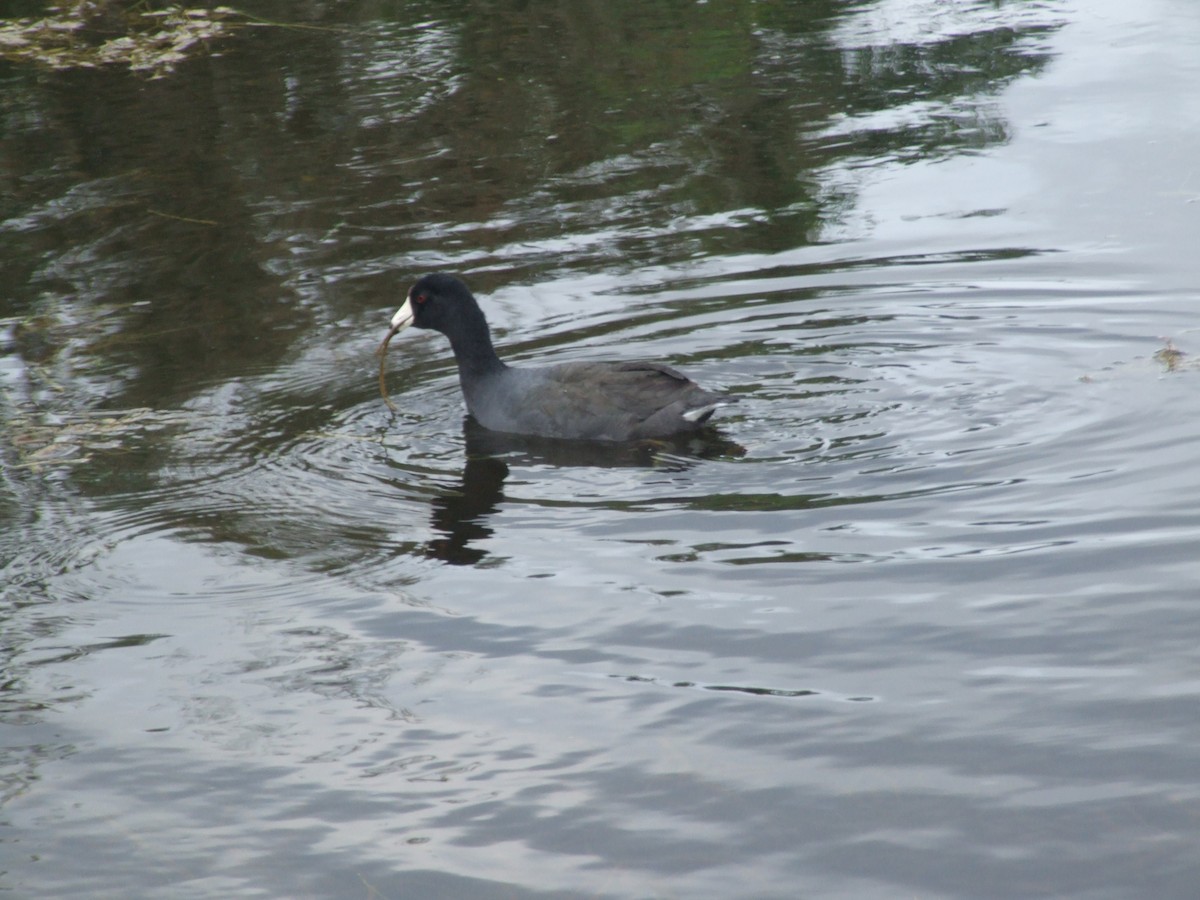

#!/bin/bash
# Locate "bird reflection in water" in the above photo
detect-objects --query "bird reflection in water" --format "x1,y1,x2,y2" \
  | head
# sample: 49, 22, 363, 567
421, 418, 744, 565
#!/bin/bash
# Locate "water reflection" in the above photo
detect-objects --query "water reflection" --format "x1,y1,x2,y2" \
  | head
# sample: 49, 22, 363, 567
423, 452, 506, 566
18, 1, 1200, 899
460, 416, 745, 469
1, 0, 1062, 415
421, 418, 747, 564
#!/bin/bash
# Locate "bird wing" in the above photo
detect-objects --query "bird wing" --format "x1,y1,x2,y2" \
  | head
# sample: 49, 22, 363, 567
527, 361, 714, 439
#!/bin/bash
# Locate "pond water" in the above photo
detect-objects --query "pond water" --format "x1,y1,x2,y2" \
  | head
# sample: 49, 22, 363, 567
3, 0, 1200, 897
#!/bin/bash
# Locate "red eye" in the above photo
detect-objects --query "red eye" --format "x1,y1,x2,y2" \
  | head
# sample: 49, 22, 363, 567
415, 293, 428, 304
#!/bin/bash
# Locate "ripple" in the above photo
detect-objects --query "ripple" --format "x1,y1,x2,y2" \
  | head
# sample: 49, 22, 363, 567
609, 672, 877, 702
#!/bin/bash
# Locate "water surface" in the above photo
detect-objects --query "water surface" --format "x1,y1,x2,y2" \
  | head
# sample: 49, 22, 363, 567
3, 1, 1200, 897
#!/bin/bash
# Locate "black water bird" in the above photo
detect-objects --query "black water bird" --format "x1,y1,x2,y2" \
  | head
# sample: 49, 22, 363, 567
380, 273, 736, 441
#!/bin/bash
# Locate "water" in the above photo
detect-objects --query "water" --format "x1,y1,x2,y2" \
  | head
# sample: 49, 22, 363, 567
3, 0, 1200, 897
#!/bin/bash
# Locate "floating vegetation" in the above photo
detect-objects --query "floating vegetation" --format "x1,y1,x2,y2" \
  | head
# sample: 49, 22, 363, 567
0, 3, 243, 78
1079, 338, 1196, 383
1153, 338, 1187, 373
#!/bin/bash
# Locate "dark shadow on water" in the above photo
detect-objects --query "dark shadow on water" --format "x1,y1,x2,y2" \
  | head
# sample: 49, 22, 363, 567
421, 418, 745, 565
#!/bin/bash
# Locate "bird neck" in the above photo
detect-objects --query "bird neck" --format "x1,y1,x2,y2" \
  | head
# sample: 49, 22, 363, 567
447, 303, 507, 380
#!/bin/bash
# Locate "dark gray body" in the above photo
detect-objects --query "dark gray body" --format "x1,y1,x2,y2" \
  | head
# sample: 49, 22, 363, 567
460, 359, 731, 441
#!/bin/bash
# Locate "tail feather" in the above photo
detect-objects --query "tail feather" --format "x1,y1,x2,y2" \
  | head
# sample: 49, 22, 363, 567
682, 399, 735, 424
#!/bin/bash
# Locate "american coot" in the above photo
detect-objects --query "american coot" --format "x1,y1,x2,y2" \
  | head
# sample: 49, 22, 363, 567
379, 273, 736, 441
